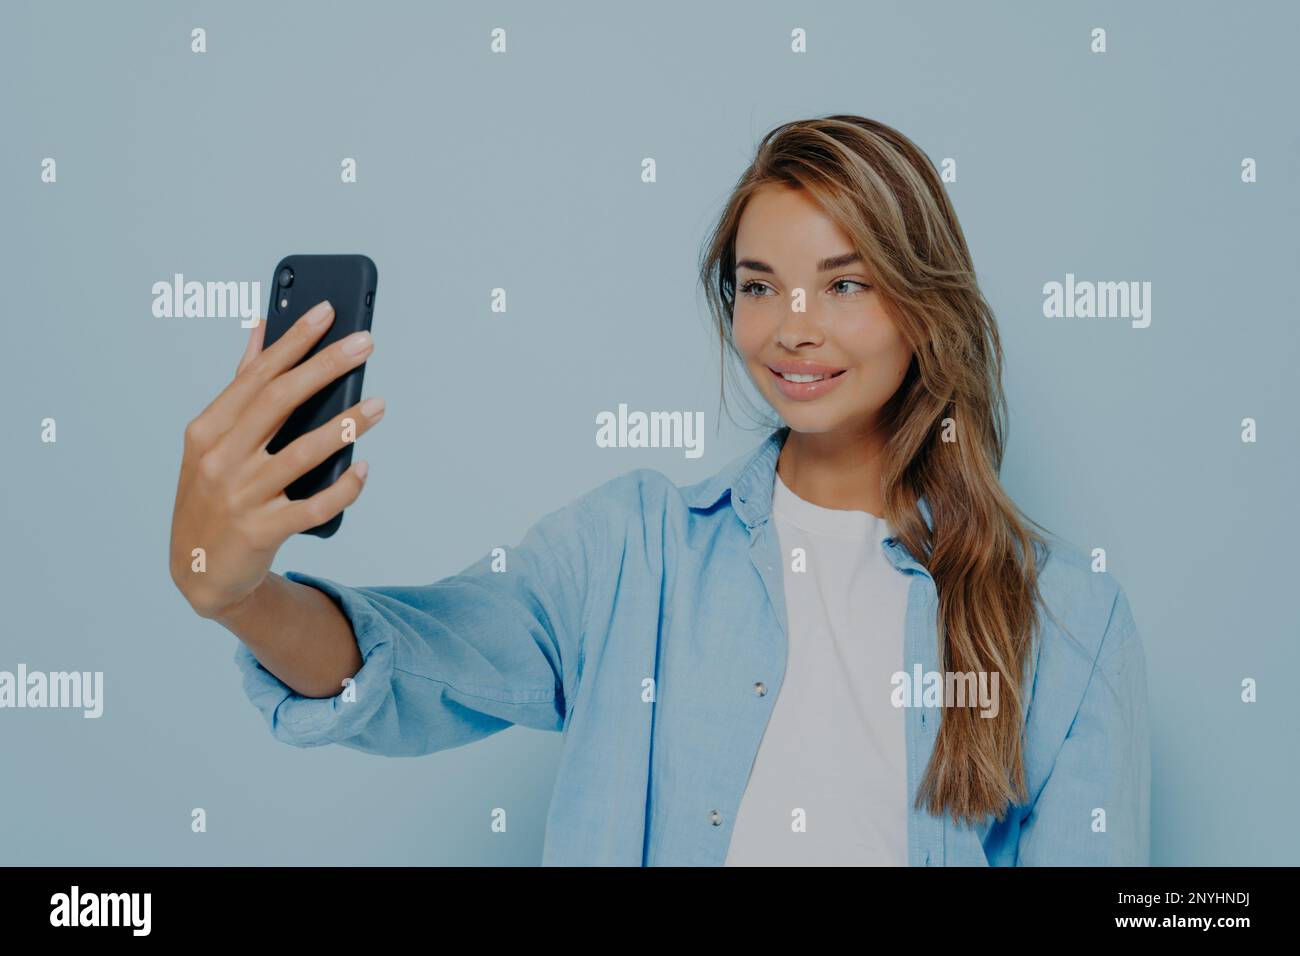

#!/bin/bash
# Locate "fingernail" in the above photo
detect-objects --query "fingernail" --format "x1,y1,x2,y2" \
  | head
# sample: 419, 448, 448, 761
307, 300, 334, 326
360, 396, 385, 418
342, 330, 372, 356
354, 460, 369, 480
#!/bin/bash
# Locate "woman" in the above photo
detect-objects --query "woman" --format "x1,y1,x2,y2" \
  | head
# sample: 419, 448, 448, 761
169, 115, 1149, 866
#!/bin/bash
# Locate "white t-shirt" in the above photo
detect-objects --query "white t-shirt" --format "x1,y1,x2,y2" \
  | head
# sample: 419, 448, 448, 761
724, 470, 911, 866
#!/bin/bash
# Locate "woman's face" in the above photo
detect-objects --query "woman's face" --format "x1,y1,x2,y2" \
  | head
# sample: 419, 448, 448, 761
731, 184, 914, 436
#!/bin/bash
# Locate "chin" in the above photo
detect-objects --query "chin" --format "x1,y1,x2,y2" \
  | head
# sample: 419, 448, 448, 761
783, 419, 839, 434
772, 406, 841, 432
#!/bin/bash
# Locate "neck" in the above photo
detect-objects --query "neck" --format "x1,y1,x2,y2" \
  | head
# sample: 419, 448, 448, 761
775, 420, 891, 517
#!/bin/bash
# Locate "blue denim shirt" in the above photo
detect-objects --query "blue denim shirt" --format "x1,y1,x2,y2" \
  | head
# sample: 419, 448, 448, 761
235, 426, 1150, 865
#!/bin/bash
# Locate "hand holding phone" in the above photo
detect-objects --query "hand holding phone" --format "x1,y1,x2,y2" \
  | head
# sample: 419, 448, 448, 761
261, 254, 378, 536
168, 294, 384, 622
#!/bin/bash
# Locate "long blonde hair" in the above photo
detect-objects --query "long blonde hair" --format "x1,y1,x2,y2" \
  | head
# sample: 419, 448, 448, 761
698, 115, 1058, 825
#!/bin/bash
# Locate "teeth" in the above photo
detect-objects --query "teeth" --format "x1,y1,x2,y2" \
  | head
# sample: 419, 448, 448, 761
780, 372, 827, 382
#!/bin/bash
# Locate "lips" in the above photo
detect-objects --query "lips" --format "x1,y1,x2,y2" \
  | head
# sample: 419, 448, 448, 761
766, 361, 848, 377
768, 366, 848, 401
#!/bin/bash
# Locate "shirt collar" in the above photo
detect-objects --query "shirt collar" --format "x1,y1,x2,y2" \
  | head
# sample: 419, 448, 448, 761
682, 425, 934, 574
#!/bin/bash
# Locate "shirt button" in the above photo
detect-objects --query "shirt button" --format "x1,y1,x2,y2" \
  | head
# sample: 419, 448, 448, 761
708, 809, 723, 827
753, 681, 767, 696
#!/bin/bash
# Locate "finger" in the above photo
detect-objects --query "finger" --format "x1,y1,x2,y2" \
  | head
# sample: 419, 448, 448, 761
235, 316, 268, 376
188, 300, 336, 450
219, 328, 374, 461
240, 396, 386, 507
264, 459, 370, 539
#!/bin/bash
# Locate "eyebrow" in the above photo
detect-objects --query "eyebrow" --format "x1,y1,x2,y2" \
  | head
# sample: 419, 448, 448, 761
735, 251, 863, 275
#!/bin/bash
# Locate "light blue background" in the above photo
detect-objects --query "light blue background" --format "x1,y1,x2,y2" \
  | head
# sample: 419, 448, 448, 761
3, 0, 1296, 865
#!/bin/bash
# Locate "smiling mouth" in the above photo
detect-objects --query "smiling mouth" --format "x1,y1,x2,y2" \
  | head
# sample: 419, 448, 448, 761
769, 368, 847, 383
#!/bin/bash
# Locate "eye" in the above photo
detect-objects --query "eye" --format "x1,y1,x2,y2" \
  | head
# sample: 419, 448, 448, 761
738, 279, 871, 299
738, 280, 774, 298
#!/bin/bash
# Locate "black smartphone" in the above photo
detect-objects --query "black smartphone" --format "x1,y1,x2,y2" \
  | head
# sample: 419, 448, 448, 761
261, 253, 378, 538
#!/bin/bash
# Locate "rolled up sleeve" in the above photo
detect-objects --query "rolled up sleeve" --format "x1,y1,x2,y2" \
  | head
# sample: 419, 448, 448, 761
1016, 584, 1152, 865
233, 494, 603, 756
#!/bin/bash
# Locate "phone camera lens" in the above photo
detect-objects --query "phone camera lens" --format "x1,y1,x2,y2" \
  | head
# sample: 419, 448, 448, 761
278, 267, 294, 288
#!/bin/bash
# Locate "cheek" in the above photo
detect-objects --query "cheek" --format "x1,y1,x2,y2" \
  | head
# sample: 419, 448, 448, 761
844, 315, 907, 362
883, 328, 914, 379
876, 329, 912, 374
730, 309, 767, 358
842, 321, 912, 390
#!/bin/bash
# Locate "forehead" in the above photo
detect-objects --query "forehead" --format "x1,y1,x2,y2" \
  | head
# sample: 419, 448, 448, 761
735, 184, 854, 260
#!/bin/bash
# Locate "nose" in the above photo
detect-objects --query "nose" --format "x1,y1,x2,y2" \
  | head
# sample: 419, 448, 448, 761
775, 296, 825, 349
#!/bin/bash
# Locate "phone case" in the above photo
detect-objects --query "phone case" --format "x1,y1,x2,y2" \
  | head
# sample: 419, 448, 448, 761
261, 254, 378, 537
